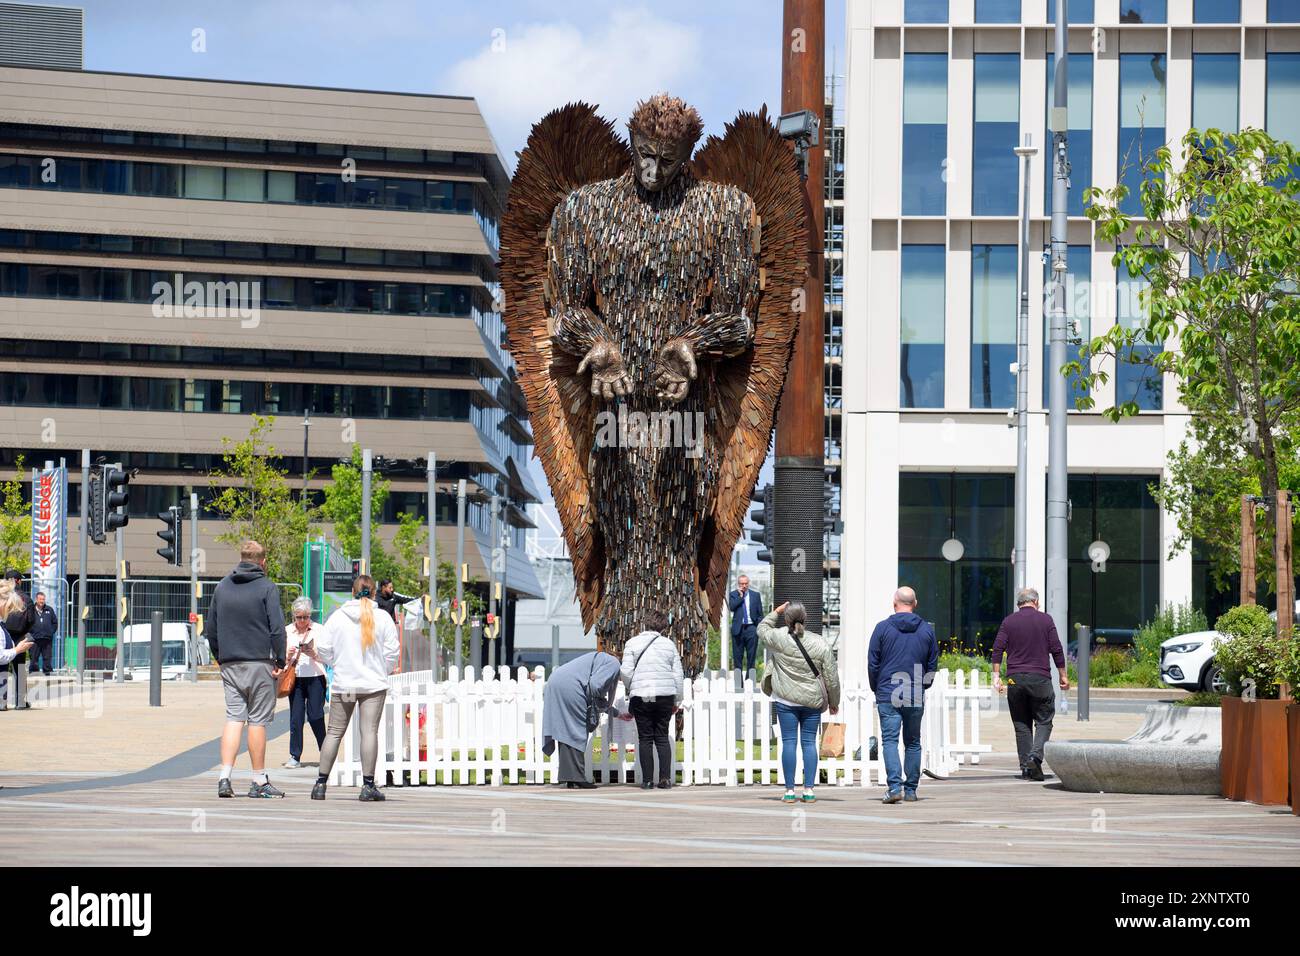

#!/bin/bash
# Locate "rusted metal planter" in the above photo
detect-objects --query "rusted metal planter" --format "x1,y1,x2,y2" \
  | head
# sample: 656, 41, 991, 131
1220, 696, 1291, 806
1289, 703, 1299, 814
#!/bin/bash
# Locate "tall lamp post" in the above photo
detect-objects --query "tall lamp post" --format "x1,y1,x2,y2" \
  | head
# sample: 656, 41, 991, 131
1013, 135, 1038, 593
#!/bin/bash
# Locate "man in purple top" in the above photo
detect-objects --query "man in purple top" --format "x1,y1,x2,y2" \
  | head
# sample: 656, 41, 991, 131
991, 586, 1069, 781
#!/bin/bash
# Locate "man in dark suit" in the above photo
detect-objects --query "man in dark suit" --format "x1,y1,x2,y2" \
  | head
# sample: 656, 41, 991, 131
991, 586, 1069, 781
727, 574, 763, 673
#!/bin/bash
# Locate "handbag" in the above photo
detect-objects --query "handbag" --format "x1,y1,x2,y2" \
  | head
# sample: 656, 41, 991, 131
583, 654, 604, 730
276, 661, 297, 699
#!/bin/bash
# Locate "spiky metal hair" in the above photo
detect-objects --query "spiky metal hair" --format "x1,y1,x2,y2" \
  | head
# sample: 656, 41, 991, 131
627, 93, 705, 151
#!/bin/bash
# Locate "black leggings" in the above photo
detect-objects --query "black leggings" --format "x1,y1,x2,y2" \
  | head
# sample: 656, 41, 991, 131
629, 696, 675, 783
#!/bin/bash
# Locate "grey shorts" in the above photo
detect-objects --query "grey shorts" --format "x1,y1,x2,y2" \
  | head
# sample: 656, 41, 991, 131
220, 660, 276, 726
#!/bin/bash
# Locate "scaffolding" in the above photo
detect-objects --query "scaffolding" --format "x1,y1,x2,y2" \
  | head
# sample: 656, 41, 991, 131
823, 70, 845, 640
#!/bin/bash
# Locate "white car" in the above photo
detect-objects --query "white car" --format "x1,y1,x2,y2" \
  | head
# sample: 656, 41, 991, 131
1160, 600, 1299, 693
1159, 629, 1225, 692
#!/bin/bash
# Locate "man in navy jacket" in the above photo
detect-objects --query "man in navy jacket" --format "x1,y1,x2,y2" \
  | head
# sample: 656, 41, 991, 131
727, 575, 764, 674
868, 586, 939, 804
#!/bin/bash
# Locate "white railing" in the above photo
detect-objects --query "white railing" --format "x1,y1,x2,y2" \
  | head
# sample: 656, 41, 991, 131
330, 666, 993, 788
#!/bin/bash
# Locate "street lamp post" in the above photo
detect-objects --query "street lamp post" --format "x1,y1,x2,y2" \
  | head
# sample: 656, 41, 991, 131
1013, 135, 1039, 594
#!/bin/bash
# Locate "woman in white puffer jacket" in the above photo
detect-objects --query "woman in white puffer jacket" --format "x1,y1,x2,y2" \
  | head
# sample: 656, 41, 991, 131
619, 610, 684, 790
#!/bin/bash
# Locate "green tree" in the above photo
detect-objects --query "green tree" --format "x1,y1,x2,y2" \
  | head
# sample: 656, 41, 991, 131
319, 445, 389, 563
0, 453, 32, 572
1079, 127, 1300, 593
208, 414, 314, 586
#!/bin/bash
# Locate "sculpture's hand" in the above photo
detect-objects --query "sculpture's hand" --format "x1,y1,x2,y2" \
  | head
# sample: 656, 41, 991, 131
577, 340, 632, 400
653, 338, 697, 403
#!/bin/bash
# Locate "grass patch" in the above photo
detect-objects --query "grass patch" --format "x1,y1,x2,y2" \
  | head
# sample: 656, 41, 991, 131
1174, 691, 1224, 708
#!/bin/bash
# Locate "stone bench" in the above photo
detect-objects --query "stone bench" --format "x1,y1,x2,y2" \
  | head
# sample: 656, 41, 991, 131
1044, 705, 1221, 795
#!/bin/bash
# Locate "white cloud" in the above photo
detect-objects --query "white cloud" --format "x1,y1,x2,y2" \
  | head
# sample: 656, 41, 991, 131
443, 7, 703, 162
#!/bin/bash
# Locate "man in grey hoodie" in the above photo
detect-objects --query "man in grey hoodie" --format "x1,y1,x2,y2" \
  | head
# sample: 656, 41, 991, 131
208, 541, 287, 798
868, 586, 939, 804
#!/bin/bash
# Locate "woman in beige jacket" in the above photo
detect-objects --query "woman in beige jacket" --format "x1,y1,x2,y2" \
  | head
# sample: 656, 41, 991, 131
758, 601, 841, 804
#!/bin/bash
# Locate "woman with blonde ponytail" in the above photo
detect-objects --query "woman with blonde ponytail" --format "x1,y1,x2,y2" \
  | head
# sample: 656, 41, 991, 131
313, 574, 400, 802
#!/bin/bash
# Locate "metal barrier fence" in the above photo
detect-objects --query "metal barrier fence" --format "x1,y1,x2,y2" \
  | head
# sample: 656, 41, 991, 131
49, 577, 301, 672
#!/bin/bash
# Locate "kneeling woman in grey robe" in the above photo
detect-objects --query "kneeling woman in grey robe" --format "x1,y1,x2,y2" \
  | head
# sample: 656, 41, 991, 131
542, 651, 623, 788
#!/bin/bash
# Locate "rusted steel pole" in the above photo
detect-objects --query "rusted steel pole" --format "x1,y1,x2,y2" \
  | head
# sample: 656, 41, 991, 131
1241, 495, 1257, 607
773, 0, 827, 632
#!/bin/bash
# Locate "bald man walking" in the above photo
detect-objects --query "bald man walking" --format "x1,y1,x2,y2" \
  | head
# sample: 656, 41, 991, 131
868, 587, 939, 803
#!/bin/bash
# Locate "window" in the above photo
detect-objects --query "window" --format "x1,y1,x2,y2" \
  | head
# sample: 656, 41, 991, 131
973, 54, 1020, 216
1192, 54, 1239, 135
905, 0, 948, 22
1047, 0, 1094, 20
1118, 54, 1167, 217
975, 0, 1020, 21
902, 53, 948, 216
1119, 0, 1165, 21
971, 244, 1017, 409
1271, 0, 1300, 21
900, 245, 946, 408
1043, 244, 1091, 406
1267, 54, 1300, 152
184, 165, 224, 200
1116, 260, 1163, 410
266, 170, 295, 202
1045, 53, 1094, 217
1194, 0, 1239, 22
898, 472, 1014, 650
1064, 475, 1161, 644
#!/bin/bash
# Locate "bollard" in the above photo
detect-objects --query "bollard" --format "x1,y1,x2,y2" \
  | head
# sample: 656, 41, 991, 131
469, 617, 483, 673
149, 610, 163, 707
1076, 625, 1090, 721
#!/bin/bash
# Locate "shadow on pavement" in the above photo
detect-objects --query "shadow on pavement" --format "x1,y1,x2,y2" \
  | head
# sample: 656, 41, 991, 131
0, 709, 290, 797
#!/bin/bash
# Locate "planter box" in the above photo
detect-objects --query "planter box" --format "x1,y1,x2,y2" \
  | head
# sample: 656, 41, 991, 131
1220, 696, 1290, 806
1291, 704, 1300, 815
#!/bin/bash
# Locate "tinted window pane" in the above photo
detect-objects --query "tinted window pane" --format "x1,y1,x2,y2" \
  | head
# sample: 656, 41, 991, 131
1267, 54, 1300, 149
1046, 53, 1093, 216
1047, 0, 1095, 21
899, 473, 951, 559
1119, 0, 1166, 21
1119, 54, 1167, 216
973, 54, 1020, 216
903, 54, 948, 216
1194, 0, 1239, 22
906, 0, 948, 21
1271, 0, 1300, 21
184, 165, 224, 199
976, 0, 1020, 21
900, 244, 945, 408
266, 170, 295, 202
1193, 54, 1239, 134
970, 244, 1017, 409
1043, 244, 1091, 406
1116, 262, 1163, 409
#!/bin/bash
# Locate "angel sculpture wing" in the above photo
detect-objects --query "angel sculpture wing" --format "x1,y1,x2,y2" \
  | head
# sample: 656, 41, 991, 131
501, 102, 808, 661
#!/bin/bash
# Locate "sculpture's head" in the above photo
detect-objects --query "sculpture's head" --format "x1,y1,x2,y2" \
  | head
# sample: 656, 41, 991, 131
627, 93, 704, 193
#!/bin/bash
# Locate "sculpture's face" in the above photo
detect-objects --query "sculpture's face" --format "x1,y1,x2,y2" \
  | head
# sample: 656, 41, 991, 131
631, 132, 688, 192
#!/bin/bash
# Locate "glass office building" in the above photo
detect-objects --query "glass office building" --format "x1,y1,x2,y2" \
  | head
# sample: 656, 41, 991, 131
837, 1, 1300, 679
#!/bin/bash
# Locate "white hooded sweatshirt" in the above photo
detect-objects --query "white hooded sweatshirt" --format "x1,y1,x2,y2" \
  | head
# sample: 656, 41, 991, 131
317, 598, 400, 694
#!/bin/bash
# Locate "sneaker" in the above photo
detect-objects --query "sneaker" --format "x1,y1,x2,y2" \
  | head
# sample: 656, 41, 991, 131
282, 758, 301, 769
310, 780, 327, 800
881, 791, 903, 805
1026, 757, 1046, 782
359, 782, 386, 802
903, 791, 919, 802
217, 778, 233, 799
781, 790, 797, 804
801, 790, 816, 804
657, 780, 672, 790
640, 781, 654, 790
248, 780, 285, 799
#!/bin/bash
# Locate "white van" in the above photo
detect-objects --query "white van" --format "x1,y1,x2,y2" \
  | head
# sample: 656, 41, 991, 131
121, 623, 211, 680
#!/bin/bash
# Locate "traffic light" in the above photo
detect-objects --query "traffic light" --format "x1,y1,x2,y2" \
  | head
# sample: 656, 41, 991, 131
88, 467, 105, 544
103, 465, 131, 533
749, 483, 775, 564
156, 505, 182, 566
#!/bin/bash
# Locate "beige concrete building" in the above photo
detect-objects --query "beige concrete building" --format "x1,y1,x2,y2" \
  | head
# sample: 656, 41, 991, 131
0, 64, 543, 637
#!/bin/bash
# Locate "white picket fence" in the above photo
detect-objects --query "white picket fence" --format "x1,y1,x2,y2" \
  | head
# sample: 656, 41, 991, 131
328, 666, 992, 788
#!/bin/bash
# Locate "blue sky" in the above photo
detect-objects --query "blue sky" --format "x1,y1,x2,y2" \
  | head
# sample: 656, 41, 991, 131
70, 0, 844, 554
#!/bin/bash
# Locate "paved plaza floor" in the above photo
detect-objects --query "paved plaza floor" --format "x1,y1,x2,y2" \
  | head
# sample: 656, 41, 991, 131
3, 679, 1297, 866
